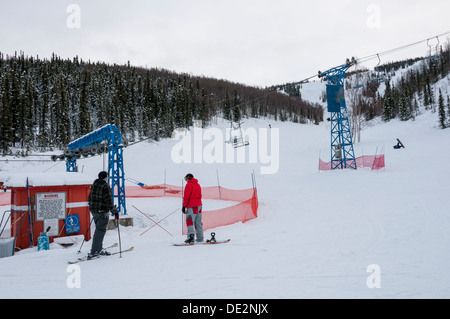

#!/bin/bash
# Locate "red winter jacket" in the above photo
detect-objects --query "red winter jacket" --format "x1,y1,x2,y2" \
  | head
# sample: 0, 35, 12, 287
183, 178, 202, 208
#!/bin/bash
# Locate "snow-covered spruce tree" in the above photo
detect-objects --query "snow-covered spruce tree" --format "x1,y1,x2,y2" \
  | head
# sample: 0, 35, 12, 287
438, 89, 446, 129
382, 80, 395, 121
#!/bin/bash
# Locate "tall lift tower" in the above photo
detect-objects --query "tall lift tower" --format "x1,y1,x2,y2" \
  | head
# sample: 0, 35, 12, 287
319, 59, 357, 170
65, 124, 127, 214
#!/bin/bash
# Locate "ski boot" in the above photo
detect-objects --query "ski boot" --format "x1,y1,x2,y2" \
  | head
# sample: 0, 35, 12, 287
185, 234, 195, 245
87, 249, 111, 260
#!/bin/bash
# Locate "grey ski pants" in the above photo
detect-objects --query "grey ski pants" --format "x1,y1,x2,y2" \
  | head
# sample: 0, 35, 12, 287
90, 211, 109, 254
186, 206, 204, 242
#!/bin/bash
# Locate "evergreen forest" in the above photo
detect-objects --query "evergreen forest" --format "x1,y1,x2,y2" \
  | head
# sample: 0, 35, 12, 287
0, 52, 323, 155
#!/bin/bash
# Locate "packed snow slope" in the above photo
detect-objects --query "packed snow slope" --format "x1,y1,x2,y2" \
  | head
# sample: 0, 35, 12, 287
1, 110, 449, 299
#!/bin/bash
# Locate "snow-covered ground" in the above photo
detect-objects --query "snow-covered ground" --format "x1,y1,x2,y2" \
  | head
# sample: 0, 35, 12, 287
1, 106, 449, 299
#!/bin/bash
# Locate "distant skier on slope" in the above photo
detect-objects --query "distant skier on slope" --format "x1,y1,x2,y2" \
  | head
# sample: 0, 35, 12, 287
182, 173, 204, 244
393, 138, 405, 149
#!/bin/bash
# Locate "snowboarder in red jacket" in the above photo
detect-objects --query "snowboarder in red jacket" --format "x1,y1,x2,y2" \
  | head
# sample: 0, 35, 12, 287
182, 173, 204, 244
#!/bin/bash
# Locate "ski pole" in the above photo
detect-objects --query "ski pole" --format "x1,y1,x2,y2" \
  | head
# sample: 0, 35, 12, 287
78, 217, 94, 254
112, 206, 122, 257
117, 217, 122, 258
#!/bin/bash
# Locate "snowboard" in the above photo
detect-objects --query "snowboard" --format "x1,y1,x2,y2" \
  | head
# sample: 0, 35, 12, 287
172, 239, 231, 246
173, 232, 230, 246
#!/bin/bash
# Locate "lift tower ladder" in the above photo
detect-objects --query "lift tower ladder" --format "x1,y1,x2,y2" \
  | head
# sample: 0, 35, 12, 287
67, 124, 127, 215
319, 59, 357, 170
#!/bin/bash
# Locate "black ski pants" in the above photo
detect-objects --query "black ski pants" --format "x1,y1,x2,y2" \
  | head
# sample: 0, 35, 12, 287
90, 211, 109, 254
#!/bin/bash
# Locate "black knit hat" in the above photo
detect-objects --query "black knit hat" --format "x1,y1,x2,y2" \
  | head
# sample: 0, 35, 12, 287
98, 171, 108, 179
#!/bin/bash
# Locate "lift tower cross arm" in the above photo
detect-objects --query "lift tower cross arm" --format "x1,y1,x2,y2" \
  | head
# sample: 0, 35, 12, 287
68, 124, 127, 215
319, 59, 357, 170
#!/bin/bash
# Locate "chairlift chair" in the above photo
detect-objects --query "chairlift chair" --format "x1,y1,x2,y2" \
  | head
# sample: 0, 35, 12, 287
426, 36, 441, 62
370, 54, 386, 84
225, 120, 249, 148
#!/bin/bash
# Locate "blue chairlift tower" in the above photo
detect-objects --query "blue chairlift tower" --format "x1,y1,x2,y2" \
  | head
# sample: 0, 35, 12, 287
319, 58, 357, 170
66, 124, 127, 215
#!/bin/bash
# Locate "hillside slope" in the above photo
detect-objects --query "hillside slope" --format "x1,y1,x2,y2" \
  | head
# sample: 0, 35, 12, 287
1, 109, 449, 298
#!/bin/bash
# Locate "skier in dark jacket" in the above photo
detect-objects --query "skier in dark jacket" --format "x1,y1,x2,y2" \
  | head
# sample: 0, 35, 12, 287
182, 173, 204, 244
88, 171, 117, 258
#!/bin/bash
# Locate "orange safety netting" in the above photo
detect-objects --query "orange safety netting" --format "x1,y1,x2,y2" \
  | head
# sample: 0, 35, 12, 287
319, 154, 385, 171
0, 184, 259, 233
125, 185, 258, 234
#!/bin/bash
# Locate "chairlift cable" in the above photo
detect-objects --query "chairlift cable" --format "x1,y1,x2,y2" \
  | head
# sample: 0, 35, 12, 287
290, 31, 450, 87
357, 31, 450, 64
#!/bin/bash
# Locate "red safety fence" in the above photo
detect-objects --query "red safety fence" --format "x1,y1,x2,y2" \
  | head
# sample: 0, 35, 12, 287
319, 154, 385, 171
125, 185, 259, 234
1, 183, 259, 234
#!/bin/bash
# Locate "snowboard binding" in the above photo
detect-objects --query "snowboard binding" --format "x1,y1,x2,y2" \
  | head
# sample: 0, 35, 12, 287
207, 232, 217, 244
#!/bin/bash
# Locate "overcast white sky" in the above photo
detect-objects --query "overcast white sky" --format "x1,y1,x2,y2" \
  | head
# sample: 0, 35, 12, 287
0, 0, 449, 87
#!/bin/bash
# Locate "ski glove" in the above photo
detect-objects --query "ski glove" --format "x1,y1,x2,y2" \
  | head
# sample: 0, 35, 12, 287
112, 207, 119, 220
182, 206, 186, 214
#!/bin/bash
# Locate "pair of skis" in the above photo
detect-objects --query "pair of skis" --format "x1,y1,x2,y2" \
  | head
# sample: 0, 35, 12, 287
68, 243, 134, 264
